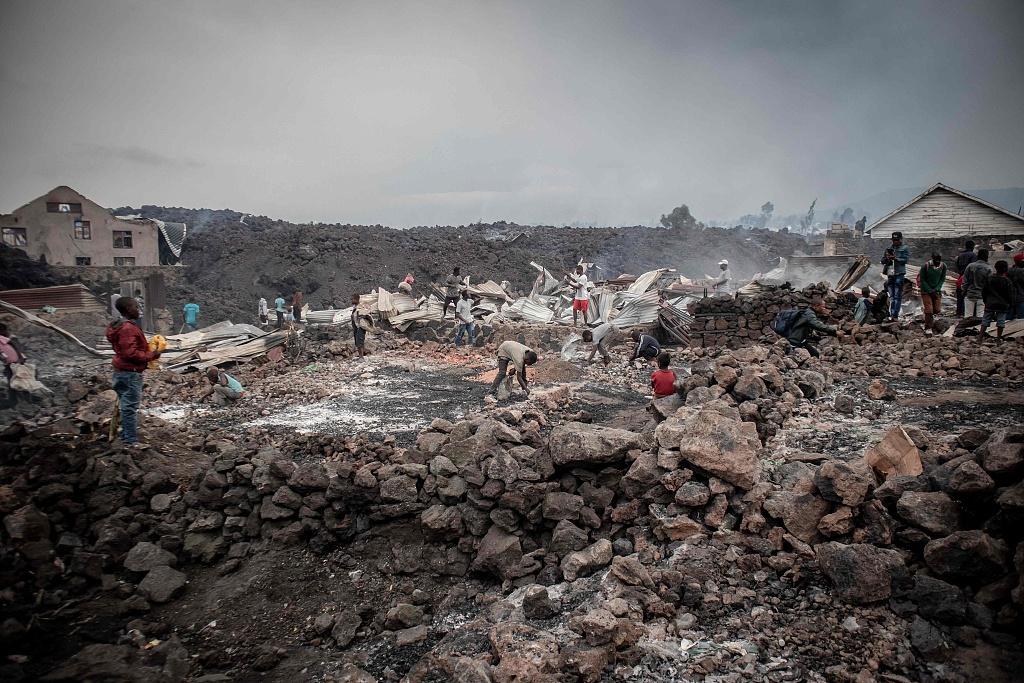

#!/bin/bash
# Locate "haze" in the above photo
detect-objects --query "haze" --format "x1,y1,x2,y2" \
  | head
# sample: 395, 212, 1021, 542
1, 0, 1022, 227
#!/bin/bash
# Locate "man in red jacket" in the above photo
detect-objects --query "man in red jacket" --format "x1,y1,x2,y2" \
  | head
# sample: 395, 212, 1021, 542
105, 297, 160, 447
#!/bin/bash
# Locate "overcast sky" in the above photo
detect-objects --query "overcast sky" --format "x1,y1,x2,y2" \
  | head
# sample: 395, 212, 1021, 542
1, 0, 1021, 227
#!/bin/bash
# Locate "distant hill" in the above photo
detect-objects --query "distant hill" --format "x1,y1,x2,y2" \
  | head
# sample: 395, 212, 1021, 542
821, 186, 1024, 226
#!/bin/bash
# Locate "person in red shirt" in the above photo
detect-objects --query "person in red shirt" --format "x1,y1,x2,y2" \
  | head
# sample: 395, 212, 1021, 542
105, 297, 160, 448
650, 352, 677, 398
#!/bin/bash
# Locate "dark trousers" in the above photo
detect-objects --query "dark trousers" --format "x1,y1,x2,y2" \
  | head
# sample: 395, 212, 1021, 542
888, 274, 905, 318
276, 311, 284, 329
491, 358, 512, 391
443, 296, 460, 316
956, 286, 966, 317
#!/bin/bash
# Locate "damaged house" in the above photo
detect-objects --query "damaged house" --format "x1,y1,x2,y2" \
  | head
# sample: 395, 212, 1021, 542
0, 185, 187, 267
865, 182, 1024, 242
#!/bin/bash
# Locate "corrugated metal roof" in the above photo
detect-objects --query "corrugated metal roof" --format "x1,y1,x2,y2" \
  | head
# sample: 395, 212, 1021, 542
0, 284, 105, 313
610, 290, 660, 327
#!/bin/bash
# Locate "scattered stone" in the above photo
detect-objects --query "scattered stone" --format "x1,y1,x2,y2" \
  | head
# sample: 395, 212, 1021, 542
816, 542, 907, 604
124, 542, 176, 572
138, 566, 187, 603
896, 491, 964, 536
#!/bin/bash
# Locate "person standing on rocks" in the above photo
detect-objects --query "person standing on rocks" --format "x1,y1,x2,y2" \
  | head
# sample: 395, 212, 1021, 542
962, 249, 992, 319
565, 264, 590, 326
201, 367, 245, 405
582, 321, 614, 366
351, 293, 366, 359
291, 290, 304, 324
978, 260, 1014, 345
182, 299, 200, 332
628, 330, 661, 366
881, 232, 909, 320
454, 290, 477, 347
398, 273, 415, 295
954, 240, 977, 317
443, 267, 463, 318
919, 252, 947, 336
274, 293, 287, 329
106, 297, 160, 449
490, 340, 538, 397
258, 296, 269, 327
711, 259, 732, 294
1008, 253, 1024, 320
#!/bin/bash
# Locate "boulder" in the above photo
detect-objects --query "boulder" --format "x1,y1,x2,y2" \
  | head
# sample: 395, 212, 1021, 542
674, 482, 711, 507
905, 575, 967, 624
331, 609, 362, 647
548, 423, 646, 467
866, 379, 896, 401
673, 406, 762, 490
947, 461, 995, 496
763, 491, 830, 543
549, 520, 589, 557
123, 542, 176, 572
977, 427, 1024, 477
732, 374, 768, 401
384, 603, 424, 630
380, 475, 418, 503
561, 539, 613, 581
792, 370, 827, 399
610, 555, 655, 589
816, 542, 907, 604
896, 491, 963, 536
3, 504, 50, 542
472, 525, 523, 580
815, 459, 874, 506
863, 426, 922, 477
923, 531, 1009, 584
522, 585, 560, 619
138, 565, 187, 603
542, 492, 584, 521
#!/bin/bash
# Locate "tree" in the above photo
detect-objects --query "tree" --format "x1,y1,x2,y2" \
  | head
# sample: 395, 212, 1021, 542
799, 199, 817, 233
659, 204, 699, 231
759, 201, 774, 228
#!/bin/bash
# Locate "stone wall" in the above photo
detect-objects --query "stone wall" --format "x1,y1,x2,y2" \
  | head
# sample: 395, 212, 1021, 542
688, 284, 833, 349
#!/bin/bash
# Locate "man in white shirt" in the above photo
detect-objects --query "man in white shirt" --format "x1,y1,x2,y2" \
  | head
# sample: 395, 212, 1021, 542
258, 297, 269, 326
582, 322, 615, 366
712, 260, 732, 294
454, 290, 476, 347
566, 265, 590, 326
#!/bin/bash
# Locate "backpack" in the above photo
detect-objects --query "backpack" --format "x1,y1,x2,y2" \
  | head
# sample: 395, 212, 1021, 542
772, 309, 802, 336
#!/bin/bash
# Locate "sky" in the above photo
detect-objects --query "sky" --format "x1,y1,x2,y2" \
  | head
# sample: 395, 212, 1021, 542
1, 0, 1022, 227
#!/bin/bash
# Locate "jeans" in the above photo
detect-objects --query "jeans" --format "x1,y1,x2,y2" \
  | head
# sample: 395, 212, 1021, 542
112, 370, 143, 443
980, 310, 1007, 334
455, 322, 476, 346
1011, 301, 1024, 321
888, 274, 905, 318
955, 286, 966, 317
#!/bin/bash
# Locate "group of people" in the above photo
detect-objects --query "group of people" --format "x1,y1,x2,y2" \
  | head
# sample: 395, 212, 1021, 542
258, 290, 305, 329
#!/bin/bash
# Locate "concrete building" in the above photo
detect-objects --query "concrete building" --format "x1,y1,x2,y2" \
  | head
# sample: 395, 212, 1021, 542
865, 183, 1024, 241
0, 185, 186, 267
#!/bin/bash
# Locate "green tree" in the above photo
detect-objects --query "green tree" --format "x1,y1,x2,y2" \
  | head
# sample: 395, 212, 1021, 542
659, 204, 699, 230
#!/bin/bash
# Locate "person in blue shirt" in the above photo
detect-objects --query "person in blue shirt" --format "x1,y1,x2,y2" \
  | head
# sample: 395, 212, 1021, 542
881, 232, 910, 319
274, 294, 287, 329
201, 367, 245, 406
182, 301, 200, 332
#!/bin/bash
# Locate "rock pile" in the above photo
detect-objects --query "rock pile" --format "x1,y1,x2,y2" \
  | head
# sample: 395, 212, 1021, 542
688, 283, 832, 348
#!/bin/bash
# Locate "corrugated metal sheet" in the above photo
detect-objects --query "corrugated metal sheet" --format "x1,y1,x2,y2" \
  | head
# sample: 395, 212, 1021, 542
610, 290, 660, 327
627, 269, 668, 295
0, 284, 105, 313
504, 297, 555, 324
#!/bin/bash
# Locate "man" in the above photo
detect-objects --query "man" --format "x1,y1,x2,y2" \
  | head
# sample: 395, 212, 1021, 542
650, 352, 677, 398
201, 367, 245, 405
962, 249, 992, 319
775, 304, 841, 358
350, 293, 366, 359
919, 252, 947, 335
870, 287, 889, 324
443, 267, 463, 318
291, 290, 304, 324
134, 289, 146, 328
110, 292, 121, 319
628, 330, 661, 365
565, 265, 589, 326
182, 300, 200, 332
454, 290, 476, 347
711, 260, 732, 294
881, 232, 910, 319
398, 273, 415, 295
1008, 252, 1024, 320
582, 321, 615, 366
258, 296, 269, 326
274, 294, 287, 329
106, 297, 160, 448
979, 260, 1014, 344
853, 287, 872, 325
0, 322, 27, 409
490, 340, 538, 397
954, 240, 977, 317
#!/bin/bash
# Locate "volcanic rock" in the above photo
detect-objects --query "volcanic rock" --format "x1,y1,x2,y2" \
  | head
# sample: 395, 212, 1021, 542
548, 422, 646, 467
923, 531, 1009, 584
816, 542, 907, 604
138, 565, 187, 603
896, 491, 963, 536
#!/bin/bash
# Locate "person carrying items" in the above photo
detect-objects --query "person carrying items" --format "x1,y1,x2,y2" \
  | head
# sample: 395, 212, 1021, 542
454, 290, 476, 347
978, 260, 1015, 345
106, 297, 161, 448
258, 296, 269, 326
201, 367, 245, 405
490, 341, 538, 398
0, 322, 28, 409
565, 265, 590, 326
881, 232, 910, 319
954, 240, 977, 317
443, 267, 463, 318
962, 248, 992, 319
628, 330, 661, 365
351, 293, 367, 359
650, 352, 677, 398
291, 290, 304, 324
853, 287, 872, 325
582, 322, 615, 366
711, 260, 732, 294
182, 299, 200, 332
919, 252, 947, 336
772, 303, 842, 358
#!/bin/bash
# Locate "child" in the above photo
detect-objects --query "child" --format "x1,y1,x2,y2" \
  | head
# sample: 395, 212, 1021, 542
650, 352, 677, 398
350, 293, 366, 359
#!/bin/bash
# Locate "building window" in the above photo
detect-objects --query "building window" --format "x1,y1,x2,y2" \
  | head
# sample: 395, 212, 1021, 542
46, 202, 83, 213
75, 257, 92, 266
113, 257, 136, 266
74, 220, 92, 239
2, 227, 27, 247
113, 230, 133, 249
